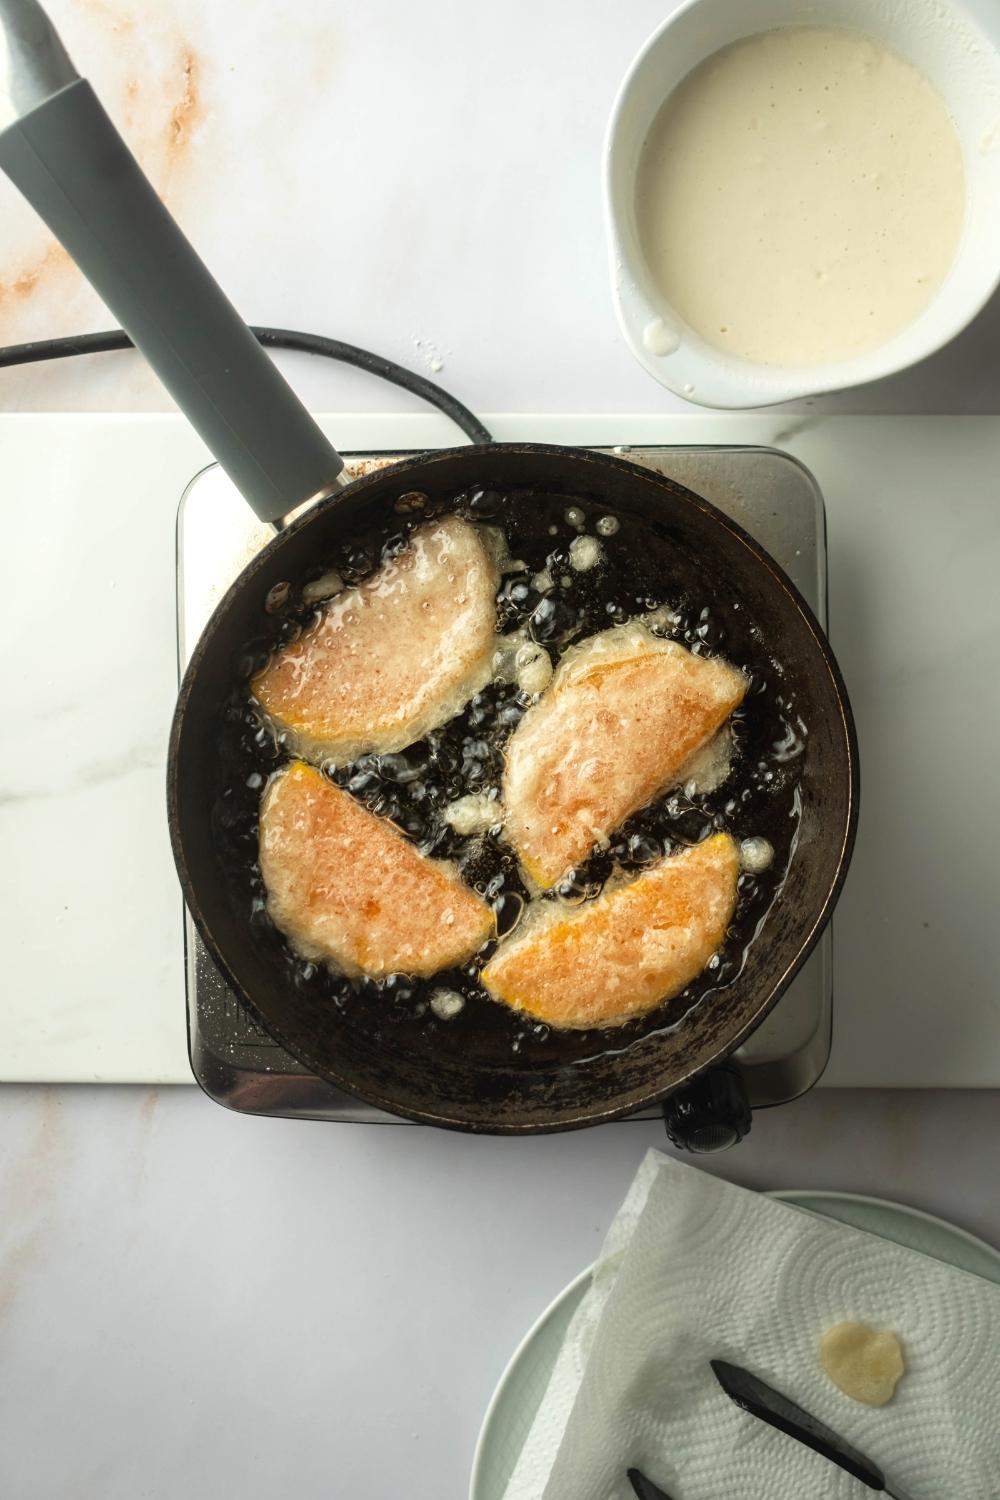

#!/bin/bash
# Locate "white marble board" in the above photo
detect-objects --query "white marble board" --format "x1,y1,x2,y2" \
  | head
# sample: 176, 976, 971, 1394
1, 412, 998, 1088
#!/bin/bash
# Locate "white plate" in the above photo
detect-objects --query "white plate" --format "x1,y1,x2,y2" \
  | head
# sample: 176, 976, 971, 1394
469, 1190, 1000, 1500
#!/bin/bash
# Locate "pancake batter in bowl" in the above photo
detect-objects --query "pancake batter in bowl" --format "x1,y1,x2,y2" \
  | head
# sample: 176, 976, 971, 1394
636, 26, 967, 367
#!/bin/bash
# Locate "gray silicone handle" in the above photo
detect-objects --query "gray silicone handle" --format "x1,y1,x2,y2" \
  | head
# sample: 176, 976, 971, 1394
0, 76, 345, 523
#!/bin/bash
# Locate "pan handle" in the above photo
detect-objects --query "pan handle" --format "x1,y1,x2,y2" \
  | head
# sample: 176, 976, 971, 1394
0, 0, 346, 524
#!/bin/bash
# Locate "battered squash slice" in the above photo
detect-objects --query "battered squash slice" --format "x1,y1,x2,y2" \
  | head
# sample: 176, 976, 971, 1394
259, 761, 493, 977
481, 833, 739, 1028
503, 624, 746, 888
252, 516, 499, 766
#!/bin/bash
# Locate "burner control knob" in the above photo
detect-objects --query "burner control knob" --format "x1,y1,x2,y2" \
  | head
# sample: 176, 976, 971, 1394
661, 1065, 752, 1153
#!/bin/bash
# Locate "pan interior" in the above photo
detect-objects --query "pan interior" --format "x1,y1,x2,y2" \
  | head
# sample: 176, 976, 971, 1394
170, 446, 856, 1131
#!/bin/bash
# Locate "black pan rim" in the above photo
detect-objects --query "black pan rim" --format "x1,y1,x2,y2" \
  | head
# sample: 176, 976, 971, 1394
167, 441, 859, 1133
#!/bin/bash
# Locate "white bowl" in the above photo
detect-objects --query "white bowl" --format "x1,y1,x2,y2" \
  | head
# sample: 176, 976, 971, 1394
604, 0, 1000, 408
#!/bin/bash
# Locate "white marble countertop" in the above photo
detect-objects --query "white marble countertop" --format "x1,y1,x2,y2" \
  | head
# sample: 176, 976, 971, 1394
1, 1085, 998, 1500
2, 0, 1000, 417
2, 3, 999, 1497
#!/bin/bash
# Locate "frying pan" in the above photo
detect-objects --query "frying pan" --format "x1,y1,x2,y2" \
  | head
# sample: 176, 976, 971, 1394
0, 1, 859, 1134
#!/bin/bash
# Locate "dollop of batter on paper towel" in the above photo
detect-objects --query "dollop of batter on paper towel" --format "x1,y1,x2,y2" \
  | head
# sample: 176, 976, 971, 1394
820, 1321, 905, 1406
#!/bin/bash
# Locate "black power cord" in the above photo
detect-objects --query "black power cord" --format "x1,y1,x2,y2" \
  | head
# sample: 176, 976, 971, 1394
0, 325, 494, 446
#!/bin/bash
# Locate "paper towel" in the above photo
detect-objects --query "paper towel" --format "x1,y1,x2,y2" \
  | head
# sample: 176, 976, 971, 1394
504, 1151, 1000, 1500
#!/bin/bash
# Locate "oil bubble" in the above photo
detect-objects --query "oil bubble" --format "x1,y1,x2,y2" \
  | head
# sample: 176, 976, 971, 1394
468, 488, 502, 517
740, 836, 774, 873
264, 582, 290, 613
529, 596, 579, 644
430, 989, 465, 1020
569, 536, 603, 572
394, 491, 428, 514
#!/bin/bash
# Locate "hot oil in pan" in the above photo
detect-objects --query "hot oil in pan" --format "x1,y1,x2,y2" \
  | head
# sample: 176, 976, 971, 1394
213, 487, 807, 1070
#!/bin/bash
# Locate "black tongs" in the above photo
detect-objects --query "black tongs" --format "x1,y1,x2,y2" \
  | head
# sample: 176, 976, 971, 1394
627, 1468, 675, 1500
711, 1359, 919, 1500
